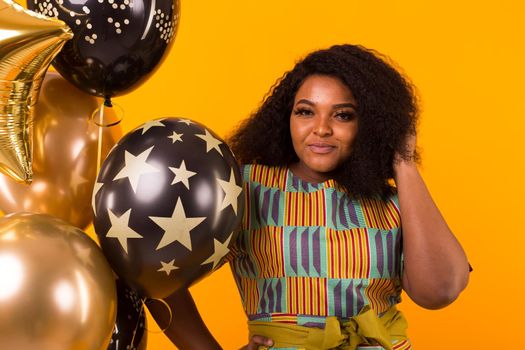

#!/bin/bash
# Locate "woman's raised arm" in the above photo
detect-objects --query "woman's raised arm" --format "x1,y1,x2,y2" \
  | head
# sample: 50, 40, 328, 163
394, 137, 470, 309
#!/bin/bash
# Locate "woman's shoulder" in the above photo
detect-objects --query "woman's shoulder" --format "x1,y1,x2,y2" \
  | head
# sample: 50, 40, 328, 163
240, 163, 288, 189
353, 191, 401, 230
371, 190, 399, 209
383, 189, 399, 206
354, 189, 400, 212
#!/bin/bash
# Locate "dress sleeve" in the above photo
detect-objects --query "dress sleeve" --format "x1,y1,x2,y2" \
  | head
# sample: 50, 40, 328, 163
388, 192, 405, 279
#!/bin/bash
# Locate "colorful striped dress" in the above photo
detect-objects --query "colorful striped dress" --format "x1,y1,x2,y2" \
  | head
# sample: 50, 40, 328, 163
228, 164, 411, 349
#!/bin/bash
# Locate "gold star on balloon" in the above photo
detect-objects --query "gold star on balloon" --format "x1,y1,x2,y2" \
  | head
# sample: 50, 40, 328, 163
0, 0, 72, 183
106, 209, 143, 254
178, 119, 193, 126
157, 259, 178, 276
92, 182, 104, 216
169, 160, 196, 189
196, 129, 223, 156
167, 131, 183, 143
217, 169, 243, 215
113, 146, 161, 193
138, 119, 165, 135
149, 198, 205, 251
201, 233, 233, 270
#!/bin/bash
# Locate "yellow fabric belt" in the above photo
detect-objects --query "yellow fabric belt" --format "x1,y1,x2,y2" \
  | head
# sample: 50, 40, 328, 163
248, 306, 408, 350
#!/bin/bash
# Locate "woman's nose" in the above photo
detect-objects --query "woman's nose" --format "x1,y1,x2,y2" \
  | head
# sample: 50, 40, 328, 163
313, 116, 332, 136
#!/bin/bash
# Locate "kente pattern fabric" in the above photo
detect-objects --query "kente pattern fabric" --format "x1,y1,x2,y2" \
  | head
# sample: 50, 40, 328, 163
227, 164, 409, 348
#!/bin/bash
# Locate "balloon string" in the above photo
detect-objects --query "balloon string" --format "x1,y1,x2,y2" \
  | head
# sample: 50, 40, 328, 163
90, 97, 123, 176
90, 99, 123, 127
143, 297, 174, 334
96, 103, 104, 175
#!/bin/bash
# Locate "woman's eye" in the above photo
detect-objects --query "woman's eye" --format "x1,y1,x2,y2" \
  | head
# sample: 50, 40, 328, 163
293, 108, 313, 116
335, 111, 356, 121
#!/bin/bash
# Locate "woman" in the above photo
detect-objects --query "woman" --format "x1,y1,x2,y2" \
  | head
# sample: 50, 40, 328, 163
148, 44, 470, 349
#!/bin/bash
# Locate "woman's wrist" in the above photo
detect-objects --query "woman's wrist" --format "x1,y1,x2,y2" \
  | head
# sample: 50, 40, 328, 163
393, 158, 418, 183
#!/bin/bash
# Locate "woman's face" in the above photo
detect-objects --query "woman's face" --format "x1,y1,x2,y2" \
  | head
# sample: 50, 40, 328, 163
289, 74, 358, 182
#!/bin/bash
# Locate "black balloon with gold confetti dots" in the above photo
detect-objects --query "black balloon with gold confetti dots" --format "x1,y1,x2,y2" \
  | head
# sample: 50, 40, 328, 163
28, 0, 180, 98
108, 279, 147, 350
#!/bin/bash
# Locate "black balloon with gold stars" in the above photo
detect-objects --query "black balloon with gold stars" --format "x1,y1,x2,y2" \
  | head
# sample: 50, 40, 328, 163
92, 117, 244, 299
28, 0, 180, 98
108, 279, 147, 350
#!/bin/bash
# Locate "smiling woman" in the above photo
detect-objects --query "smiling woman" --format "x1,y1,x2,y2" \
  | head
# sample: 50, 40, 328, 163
289, 74, 359, 182
148, 44, 470, 350
229, 44, 419, 198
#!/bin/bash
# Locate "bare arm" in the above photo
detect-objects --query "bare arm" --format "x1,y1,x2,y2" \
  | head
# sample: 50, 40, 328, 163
395, 137, 470, 309
148, 288, 222, 350
148, 287, 273, 349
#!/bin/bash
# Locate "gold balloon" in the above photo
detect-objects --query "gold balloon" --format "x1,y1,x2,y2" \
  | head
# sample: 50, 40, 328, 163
0, 212, 117, 350
0, 0, 73, 183
0, 72, 122, 229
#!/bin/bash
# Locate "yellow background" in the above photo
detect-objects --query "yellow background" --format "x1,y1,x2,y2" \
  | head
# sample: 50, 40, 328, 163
83, 0, 522, 348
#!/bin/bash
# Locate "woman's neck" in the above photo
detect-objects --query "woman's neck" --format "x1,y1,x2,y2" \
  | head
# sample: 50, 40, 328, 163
288, 162, 333, 184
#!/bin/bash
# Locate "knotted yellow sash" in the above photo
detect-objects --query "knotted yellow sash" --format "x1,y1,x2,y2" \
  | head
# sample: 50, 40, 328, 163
248, 306, 408, 350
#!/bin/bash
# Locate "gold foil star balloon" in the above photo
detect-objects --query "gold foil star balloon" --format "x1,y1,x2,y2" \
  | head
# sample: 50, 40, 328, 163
0, 0, 72, 183
0, 72, 122, 229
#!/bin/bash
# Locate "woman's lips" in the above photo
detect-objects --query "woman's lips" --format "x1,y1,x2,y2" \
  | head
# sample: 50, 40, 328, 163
308, 143, 335, 154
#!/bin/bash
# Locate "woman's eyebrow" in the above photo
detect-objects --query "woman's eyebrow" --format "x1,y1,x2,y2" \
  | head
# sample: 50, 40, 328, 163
333, 102, 357, 109
294, 100, 356, 109
295, 99, 315, 106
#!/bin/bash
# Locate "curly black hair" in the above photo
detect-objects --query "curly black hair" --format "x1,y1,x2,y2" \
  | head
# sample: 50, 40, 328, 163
227, 44, 419, 197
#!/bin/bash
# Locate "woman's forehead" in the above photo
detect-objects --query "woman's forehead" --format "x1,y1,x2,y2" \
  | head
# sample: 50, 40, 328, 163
294, 75, 356, 104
